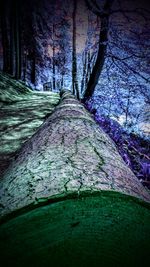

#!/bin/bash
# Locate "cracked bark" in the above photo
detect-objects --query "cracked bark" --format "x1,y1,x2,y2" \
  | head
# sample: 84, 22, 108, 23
0, 90, 149, 217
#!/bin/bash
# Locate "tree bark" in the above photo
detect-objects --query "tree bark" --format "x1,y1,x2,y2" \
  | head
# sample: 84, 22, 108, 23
9, 0, 15, 76
83, 0, 114, 100
14, 0, 21, 79
0, 90, 149, 266
30, 56, 36, 85
22, 50, 27, 81
0, 91, 149, 218
72, 0, 80, 99
0, 0, 10, 74
52, 23, 56, 91
81, 51, 87, 93
7, 0, 22, 78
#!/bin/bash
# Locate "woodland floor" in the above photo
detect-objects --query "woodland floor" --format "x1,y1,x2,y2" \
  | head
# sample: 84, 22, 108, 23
0, 73, 60, 176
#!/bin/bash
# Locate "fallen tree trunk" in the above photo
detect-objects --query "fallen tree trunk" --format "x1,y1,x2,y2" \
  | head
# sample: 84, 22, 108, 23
0, 90, 150, 267
0, 90, 149, 216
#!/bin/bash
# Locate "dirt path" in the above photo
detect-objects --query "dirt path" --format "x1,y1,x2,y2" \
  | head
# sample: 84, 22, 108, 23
0, 91, 60, 176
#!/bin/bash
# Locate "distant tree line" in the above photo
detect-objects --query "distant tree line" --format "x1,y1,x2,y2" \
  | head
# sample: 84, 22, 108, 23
0, 0, 21, 79
0, 0, 43, 84
0, 0, 149, 119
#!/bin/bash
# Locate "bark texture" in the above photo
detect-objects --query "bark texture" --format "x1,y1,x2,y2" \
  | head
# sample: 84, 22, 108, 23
83, 0, 114, 100
0, 0, 10, 73
0, 90, 149, 217
72, 0, 79, 99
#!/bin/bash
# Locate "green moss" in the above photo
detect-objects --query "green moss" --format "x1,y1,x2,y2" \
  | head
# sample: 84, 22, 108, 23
0, 73, 60, 175
0, 191, 150, 267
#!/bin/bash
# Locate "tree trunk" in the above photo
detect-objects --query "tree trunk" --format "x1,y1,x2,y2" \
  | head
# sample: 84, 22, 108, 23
0, 90, 149, 218
14, 0, 21, 79
0, 0, 10, 74
85, 51, 91, 87
125, 87, 131, 125
52, 23, 56, 91
61, 74, 64, 88
8, 0, 21, 78
72, 0, 79, 99
0, 91, 149, 266
22, 50, 27, 81
9, 0, 15, 76
83, 0, 114, 100
81, 51, 87, 93
30, 54, 36, 85
83, 16, 108, 100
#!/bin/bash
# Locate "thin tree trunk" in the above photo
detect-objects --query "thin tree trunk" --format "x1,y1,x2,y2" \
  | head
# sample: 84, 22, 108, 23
9, 1, 15, 76
8, 0, 21, 79
61, 75, 64, 88
85, 51, 91, 87
52, 23, 56, 91
125, 88, 131, 125
83, 16, 108, 100
0, 0, 10, 73
23, 50, 27, 81
72, 0, 79, 99
83, 0, 114, 100
52, 49, 55, 91
31, 54, 36, 85
81, 51, 87, 93
14, 0, 21, 79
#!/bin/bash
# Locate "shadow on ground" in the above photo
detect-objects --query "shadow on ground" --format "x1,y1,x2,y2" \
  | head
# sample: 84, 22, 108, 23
0, 92, 60, 176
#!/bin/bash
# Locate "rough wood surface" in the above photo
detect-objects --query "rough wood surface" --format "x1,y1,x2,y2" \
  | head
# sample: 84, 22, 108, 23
0, 90, 149, 217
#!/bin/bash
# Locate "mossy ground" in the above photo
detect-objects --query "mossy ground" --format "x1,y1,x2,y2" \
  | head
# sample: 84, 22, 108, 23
0, 73, 60, 176
0, 191, 149, 267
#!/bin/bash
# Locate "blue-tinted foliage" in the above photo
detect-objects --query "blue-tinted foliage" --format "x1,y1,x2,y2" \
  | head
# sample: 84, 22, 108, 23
86, 102, 150, 189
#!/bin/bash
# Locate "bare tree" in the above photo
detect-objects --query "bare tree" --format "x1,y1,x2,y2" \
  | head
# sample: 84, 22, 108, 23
0, 0, 11, 74
83, 0, 114, 100
72, 0, 80, 99
0, 0, 21, 79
